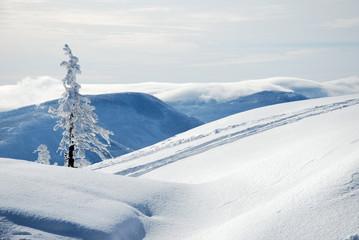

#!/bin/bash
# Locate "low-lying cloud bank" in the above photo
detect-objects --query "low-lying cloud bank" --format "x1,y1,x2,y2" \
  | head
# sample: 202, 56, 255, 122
1, 76, 359, 111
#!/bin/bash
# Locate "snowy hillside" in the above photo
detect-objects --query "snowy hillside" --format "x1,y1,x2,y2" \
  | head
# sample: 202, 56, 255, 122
0, 92, 202, 165
1, 94, 359, 240
168, 90, 308, 122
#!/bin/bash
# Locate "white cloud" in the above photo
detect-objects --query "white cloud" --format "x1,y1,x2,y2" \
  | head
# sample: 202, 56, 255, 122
187, 12, 251, 23
99, 32, 197, 53
0, 76, 62, 111
190, 49, 324, 67
129, 7, 172, 12
20, 9, 148, 28
82, 76, 359, 101
2, 76, 359, 112
324, 76, 359, 96
321, 17, 359, 28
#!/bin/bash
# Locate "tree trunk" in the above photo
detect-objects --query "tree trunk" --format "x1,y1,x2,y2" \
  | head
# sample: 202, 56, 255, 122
68, 124, 74, 167
68, 145, 75, 167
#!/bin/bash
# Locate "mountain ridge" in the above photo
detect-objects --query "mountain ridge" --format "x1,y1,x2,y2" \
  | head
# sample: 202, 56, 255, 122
168, 90, 308, 122
0, 92, 203, 165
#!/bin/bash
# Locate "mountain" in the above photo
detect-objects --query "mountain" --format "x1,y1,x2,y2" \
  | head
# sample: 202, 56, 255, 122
168, 90, 308, 122
0, 92, 203, 165
1, 94, 359, 239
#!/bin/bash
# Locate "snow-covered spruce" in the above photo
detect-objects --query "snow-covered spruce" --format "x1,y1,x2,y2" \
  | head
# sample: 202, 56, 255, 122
49, 44, 113, 167
33, 144, 51, 165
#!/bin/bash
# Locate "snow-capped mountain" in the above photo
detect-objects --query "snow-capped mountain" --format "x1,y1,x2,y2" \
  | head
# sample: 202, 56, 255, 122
0, 92, 202, 165
168, 90, 308, 122
1, 94, 358, 240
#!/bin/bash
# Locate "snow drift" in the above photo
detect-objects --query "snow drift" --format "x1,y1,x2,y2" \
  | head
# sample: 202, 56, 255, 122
1, 94, 359, 239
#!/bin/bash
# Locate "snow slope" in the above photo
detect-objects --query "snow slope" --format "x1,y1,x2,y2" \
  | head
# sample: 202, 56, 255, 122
1, 94, 359, 240
0, 92, 202, 165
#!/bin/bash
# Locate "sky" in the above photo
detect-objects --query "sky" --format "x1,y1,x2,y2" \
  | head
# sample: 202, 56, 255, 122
0, 0, 359, 85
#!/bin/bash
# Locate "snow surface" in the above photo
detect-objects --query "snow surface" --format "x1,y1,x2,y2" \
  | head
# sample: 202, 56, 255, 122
1, 94, 359, 239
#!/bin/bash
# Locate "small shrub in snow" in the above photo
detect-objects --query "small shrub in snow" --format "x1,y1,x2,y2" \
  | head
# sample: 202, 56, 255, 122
33, 144, 51, 165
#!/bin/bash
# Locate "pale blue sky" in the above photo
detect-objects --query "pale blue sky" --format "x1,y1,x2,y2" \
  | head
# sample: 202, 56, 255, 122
0, 0, 358, 85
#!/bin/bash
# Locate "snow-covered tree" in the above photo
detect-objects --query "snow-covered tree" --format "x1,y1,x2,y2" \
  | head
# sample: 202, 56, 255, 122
33, 144, 51, 165
49, 44, 113, 167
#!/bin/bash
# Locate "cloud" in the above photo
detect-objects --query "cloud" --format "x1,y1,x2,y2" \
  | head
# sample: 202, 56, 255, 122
2, 76, 359, 112
324, 76, 359, 96
99, 32, 197, 53
190, 49, 324, 67
0, 76, 62, 111
321, 17, 359, 28
187, 12, 251, 23
129, 7, 172, 12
